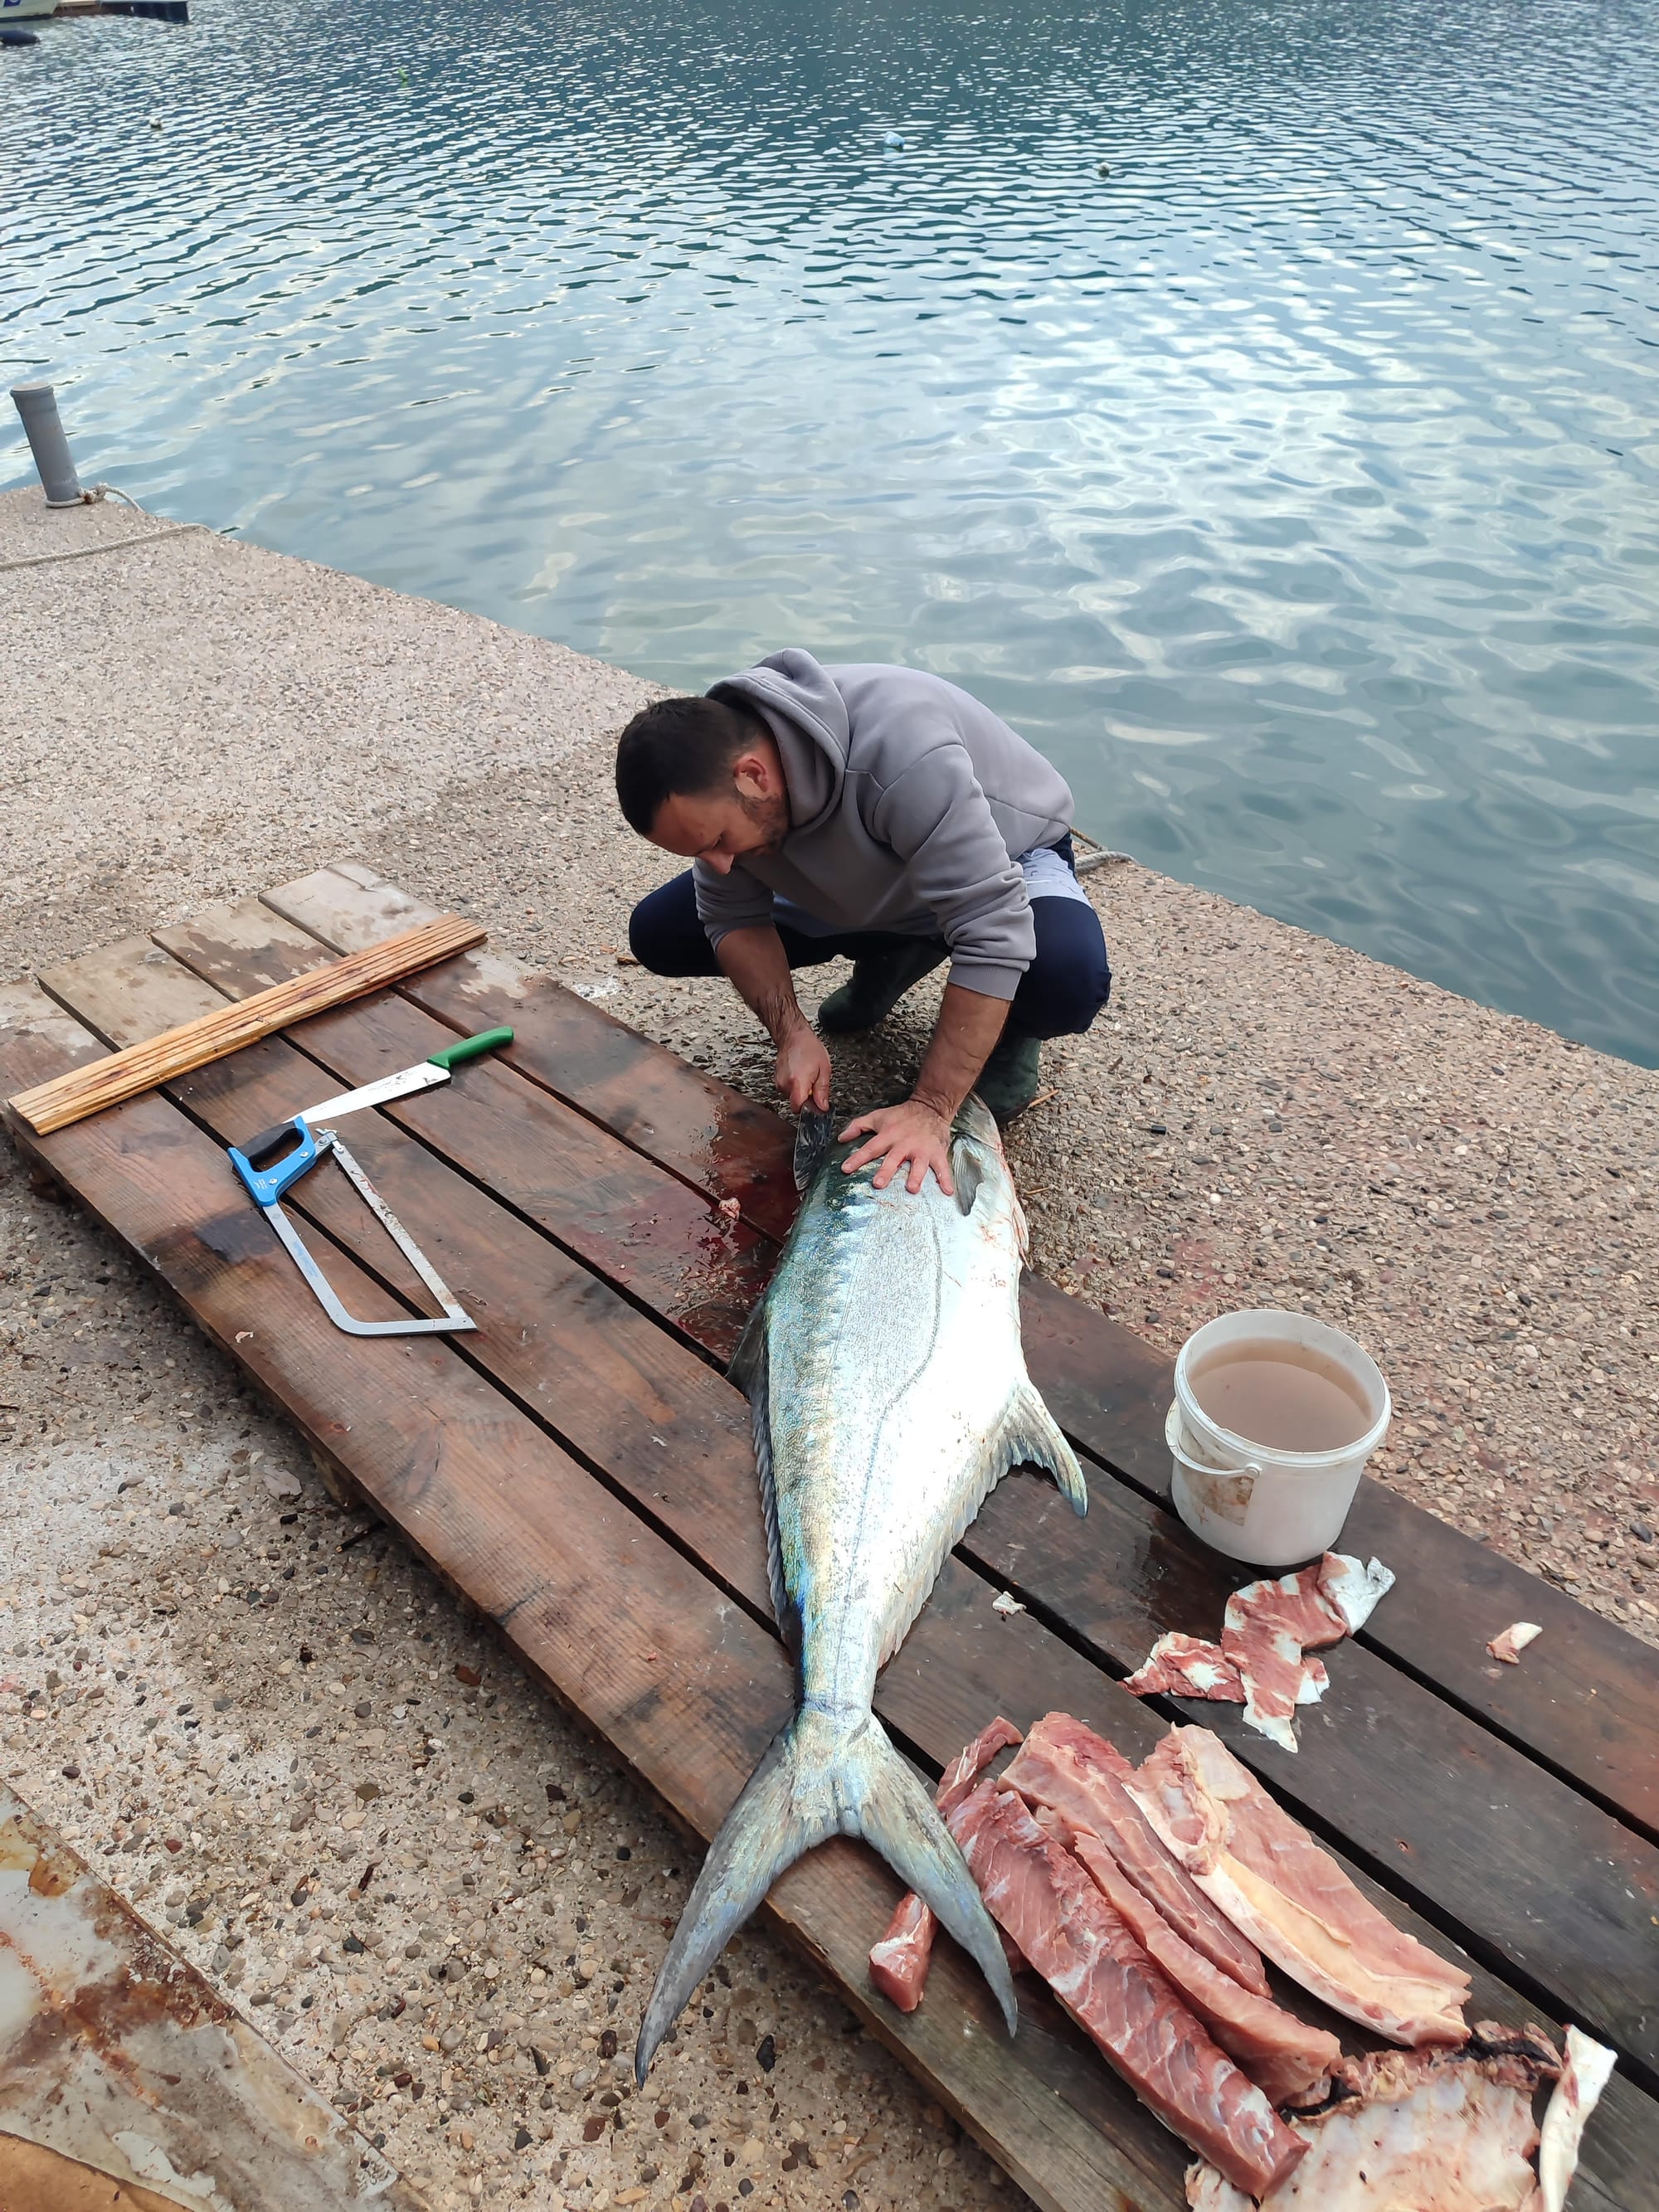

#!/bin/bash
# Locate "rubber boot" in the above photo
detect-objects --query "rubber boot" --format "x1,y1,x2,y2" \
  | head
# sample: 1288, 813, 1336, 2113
975, 1033, 1042, 1122
818, 937, 949, 1034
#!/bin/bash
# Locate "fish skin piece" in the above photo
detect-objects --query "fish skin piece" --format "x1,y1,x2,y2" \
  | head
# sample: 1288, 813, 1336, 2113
1536, 2024, 1617, 2212
636, 1101, 1085, 2080
1185, 2025, 1559, 2211
1131, 1728, 1471, 2048
954, 1781, 1306, 2198
1317, 1553, 1395, 1633
1488, 1620, 1544, 1665
1036, 1805, 1342, 2107
868, 1715, 1024, 2012
1002, 1713, 1269, 1996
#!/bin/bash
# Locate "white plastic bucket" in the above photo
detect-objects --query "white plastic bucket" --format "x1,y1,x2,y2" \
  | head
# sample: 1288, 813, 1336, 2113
1167, 1308, 1391, 1568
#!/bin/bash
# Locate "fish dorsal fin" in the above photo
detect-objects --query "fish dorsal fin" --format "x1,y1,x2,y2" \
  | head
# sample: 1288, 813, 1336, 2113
951, 1142, 985, 1218
792, 1105, 835, 1192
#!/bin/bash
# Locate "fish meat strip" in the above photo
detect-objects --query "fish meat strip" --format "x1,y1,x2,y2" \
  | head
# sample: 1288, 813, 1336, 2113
1130, 1727, 1471, 2046
868, 1716, 1024, 2012
1488, 1621, 1544, 1665
1033, 1803, 1342, 2107
1002, 1713, 1269, 1995
1185, 2025, 1560, 2211
1536, 2025, 1616, 2212
1126, 1635, 1245, 1699
952, 1779, 1306, 2197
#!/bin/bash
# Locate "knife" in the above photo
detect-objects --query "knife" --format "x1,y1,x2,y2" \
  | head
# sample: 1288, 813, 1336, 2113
238, 1027, 514, 1170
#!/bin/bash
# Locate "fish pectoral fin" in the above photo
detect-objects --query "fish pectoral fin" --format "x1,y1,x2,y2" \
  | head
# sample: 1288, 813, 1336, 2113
992, 1381, 1088, 1516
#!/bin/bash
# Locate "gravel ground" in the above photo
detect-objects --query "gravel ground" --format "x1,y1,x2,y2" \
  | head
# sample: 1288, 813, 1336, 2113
2, 498, 1656, 2212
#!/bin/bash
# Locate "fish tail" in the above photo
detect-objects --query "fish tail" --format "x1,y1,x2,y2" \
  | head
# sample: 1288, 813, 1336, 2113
848, 1710, 1020, 2036
636, 1706, 1017, 2082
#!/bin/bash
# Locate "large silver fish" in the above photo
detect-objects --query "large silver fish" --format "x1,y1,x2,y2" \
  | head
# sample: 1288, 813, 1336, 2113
636, 1096, 1087, 2078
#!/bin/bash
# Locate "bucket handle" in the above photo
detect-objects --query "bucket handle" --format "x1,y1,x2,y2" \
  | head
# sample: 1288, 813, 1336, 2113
1165, 1404, 1263, 1486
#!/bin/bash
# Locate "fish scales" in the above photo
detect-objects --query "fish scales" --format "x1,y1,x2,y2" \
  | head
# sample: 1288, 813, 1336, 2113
636, 1099, 1088, 2079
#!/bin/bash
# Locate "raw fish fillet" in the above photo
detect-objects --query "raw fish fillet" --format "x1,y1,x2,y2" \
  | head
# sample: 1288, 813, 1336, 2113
868, 1717, 1024, 2012
1127, 1635, 1244, 1699
1488, 1621, 1544, 1665
1130, 1727, 1470, 2046
1185, 2025, 1560, 2211
1002, 1714, 1268, 1995
1536, 2024, 1616, 2212
951, 1780, 1306, 2197
1033, 1803, 1341, 2107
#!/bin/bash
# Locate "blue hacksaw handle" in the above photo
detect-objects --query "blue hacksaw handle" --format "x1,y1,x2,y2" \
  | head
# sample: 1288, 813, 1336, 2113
229, 1116, 323, 1207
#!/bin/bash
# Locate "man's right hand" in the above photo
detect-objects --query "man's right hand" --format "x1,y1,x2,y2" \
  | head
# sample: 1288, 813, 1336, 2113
776, 1021, 832, 1113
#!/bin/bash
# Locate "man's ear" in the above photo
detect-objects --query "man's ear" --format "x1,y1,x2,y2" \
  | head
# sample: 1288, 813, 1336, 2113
731, 750, 775, 802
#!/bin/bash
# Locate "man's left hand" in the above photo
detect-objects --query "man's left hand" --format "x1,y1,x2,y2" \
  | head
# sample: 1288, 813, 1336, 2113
839, 1099, 955, 1197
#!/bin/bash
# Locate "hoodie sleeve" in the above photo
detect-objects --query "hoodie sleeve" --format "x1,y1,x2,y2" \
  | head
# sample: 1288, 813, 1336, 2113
693, 857, 776, 949
868, 741, 1034, 999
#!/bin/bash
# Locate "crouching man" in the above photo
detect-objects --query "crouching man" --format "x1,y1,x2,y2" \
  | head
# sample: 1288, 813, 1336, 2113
615, 649, 1111, 1196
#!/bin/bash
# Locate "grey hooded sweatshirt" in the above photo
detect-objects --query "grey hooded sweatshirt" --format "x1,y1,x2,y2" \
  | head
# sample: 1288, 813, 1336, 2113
698, 651, 1073, 1002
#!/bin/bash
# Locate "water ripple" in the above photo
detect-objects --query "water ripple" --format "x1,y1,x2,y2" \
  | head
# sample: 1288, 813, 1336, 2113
6, 0, 1658, 1060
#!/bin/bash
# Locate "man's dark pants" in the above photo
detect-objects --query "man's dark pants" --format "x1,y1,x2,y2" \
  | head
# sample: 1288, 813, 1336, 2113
627, 853, 1111, 1042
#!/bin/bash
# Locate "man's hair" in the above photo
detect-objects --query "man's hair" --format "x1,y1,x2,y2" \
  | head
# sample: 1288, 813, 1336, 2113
614, 694, 757, 837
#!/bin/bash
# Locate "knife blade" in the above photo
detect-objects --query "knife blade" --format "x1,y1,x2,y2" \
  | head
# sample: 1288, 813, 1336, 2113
237, 1026, 513, 1171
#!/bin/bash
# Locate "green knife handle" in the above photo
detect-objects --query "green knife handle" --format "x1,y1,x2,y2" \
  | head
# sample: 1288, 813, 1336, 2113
426, 1026, 514, 1071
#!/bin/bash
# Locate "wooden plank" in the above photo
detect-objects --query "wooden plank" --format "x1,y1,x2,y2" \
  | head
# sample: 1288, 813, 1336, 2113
244, 869, 1659, 1845
111, 926, 1659, 2091
0, 1002, 1185, 2212
7, 988, 1655, 2210
55, 935, 776, 1364
12, 915, 484, 1135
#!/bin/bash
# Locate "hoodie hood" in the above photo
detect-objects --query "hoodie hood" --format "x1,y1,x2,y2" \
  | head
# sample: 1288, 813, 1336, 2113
708, 649, 848, 834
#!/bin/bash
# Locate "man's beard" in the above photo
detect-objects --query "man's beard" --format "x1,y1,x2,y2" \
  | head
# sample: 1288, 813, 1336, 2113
738, 789, 789, 857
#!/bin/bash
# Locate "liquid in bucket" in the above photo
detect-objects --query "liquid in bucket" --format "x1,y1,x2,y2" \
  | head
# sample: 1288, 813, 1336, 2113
1187, 1338, 1372, 1455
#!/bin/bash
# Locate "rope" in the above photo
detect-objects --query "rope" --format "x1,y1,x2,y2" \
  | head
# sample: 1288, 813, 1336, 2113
0, 519, 214, 573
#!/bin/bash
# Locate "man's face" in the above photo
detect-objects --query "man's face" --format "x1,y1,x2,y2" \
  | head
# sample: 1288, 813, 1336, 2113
649, 745, 790, 874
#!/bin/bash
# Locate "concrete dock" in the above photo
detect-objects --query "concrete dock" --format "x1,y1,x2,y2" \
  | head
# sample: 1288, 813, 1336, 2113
2, 486, 1655, 2212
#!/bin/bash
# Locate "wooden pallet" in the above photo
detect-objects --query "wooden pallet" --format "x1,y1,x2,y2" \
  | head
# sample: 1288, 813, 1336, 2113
4, 861, 1657, 2212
